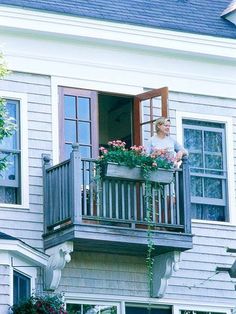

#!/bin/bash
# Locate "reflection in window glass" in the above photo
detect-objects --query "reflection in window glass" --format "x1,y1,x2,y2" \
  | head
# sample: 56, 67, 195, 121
204, 178, 222, 199
80, 146, 91, 158
65, 143, 73, 160
65, 120, 77, 143
204, 131, 222, 153
13, 271, 30, 305
64, 95, 76, 118
184, 128, 202, 150
191, 203, 225, 221
67, 303, 117, 314
78, 97, 90, 120
126, 306, 171, 314
205, 155, 222, 171
78, 122, 91, 144
183, 119, 226, 222
191, 176, 203, 197
0, 99, 21, 204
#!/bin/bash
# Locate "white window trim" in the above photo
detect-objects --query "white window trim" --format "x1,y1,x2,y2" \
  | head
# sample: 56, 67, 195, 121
0, 91, 29, 209
173, 304, 231, 314
0, 243, 47, 306
65, 297, 121, 314
176, 111, 236, 225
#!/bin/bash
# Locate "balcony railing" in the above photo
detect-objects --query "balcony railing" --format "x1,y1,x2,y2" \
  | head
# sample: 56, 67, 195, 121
43, 144, 191, 235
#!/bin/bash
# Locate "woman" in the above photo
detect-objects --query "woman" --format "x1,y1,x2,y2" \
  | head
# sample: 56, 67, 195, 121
145, 117, 187, 164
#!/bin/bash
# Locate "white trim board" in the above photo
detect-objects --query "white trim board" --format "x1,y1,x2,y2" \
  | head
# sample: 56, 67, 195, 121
0, 5, 236, 60
176, 111, 236, 224
64, 292, 235, 312
0, 90, 29, 209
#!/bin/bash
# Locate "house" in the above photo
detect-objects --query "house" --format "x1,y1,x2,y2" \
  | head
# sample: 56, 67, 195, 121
0, 0, 236, 313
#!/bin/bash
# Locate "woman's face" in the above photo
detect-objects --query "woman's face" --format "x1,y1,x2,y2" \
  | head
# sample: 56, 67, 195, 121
158, 121, 171, 136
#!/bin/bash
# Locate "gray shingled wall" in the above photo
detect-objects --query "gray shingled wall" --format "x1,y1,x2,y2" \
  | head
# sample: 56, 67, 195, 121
59, 222, 236, 306
0, 71, 51, 250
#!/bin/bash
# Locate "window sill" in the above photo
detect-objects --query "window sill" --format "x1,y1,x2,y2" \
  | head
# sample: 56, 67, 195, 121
0, 203, 30, 210
192, 219, 236, 227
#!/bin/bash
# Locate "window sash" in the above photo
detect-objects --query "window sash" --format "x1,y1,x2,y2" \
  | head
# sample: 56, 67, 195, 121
183, 122, 226, 205
13, 270, 31, 305
0, 100, 21, 203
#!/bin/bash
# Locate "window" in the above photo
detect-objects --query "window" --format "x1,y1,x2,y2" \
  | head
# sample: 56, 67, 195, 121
0, 99, 21, 204
183, 120, 227, 221
66, 303, 118, 314
13, 270, 30, 305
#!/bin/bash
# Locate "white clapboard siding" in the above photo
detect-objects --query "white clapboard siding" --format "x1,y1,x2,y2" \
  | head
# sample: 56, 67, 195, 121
0, 265, 10, 313
0, 72, 51, 250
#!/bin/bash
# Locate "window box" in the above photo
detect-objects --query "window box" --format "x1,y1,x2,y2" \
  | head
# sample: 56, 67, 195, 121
104, 162, 174, 184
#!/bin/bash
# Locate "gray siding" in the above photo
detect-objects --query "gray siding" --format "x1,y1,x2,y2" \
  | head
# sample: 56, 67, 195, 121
0, 71, 51, 250
59, 222, 236, 306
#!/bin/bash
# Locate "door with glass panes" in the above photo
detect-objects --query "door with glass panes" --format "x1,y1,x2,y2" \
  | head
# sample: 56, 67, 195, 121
59, 87, 169, 159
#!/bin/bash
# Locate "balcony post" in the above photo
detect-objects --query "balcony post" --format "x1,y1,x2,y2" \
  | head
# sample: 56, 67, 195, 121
70, 143, 82, 224
181, 156, 191, 233
42, 154, 52, 233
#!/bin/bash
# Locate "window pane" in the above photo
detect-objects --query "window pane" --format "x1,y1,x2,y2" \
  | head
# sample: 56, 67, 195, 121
191, 204, 225, 221
0, 187, 17, 204
205, 154, 223, 171
141, 99, 152, 123
77, 97, 90, 120
78, 122, 91, 144
204, 178, 222, 199
65, 143, 73, 160
126, 307, 171, 314
0, 153, 17, 181
65, 120, 77, 143
189, 153, 203, 170
67, 303, 82, 313
191, 176, 203, 197
184, 128, 202, 150
64, 95, 76, 118
80, 146, 91, 158
67, 304, 117, 314
0, 102, 17, 150
204, 131, 222, 152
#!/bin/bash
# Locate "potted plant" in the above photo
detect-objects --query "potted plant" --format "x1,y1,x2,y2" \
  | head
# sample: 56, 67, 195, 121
97, 140, 175, 183
10, 293, 67, 314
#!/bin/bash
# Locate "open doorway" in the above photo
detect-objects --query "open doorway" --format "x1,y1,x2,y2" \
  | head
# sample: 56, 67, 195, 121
98, 93, 133, 148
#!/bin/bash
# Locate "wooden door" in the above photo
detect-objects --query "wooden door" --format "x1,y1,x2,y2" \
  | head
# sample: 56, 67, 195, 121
59, 87, 98, 161
133, 87, 168, 146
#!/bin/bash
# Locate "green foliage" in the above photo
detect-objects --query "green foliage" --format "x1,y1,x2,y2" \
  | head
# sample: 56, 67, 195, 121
97, 140, 174, 176
10, 293, 67, 314
0, 53, 9, 79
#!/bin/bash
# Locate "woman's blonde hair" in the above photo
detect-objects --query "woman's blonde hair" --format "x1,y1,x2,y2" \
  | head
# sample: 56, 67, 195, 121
155, 117, 170, 133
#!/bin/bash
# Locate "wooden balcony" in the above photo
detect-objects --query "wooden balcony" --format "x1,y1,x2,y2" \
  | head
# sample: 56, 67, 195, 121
42, 145, 192, 255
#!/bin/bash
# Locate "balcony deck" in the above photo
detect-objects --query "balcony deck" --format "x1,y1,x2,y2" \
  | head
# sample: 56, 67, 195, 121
43, 145, 192, 255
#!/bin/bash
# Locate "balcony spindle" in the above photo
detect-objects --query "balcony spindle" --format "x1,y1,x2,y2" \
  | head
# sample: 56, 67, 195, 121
70, 143, 82, 224
181, 156, 191, 233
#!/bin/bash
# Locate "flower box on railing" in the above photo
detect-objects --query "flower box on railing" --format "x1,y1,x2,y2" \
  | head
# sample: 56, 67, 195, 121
103, 162, 174, 184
